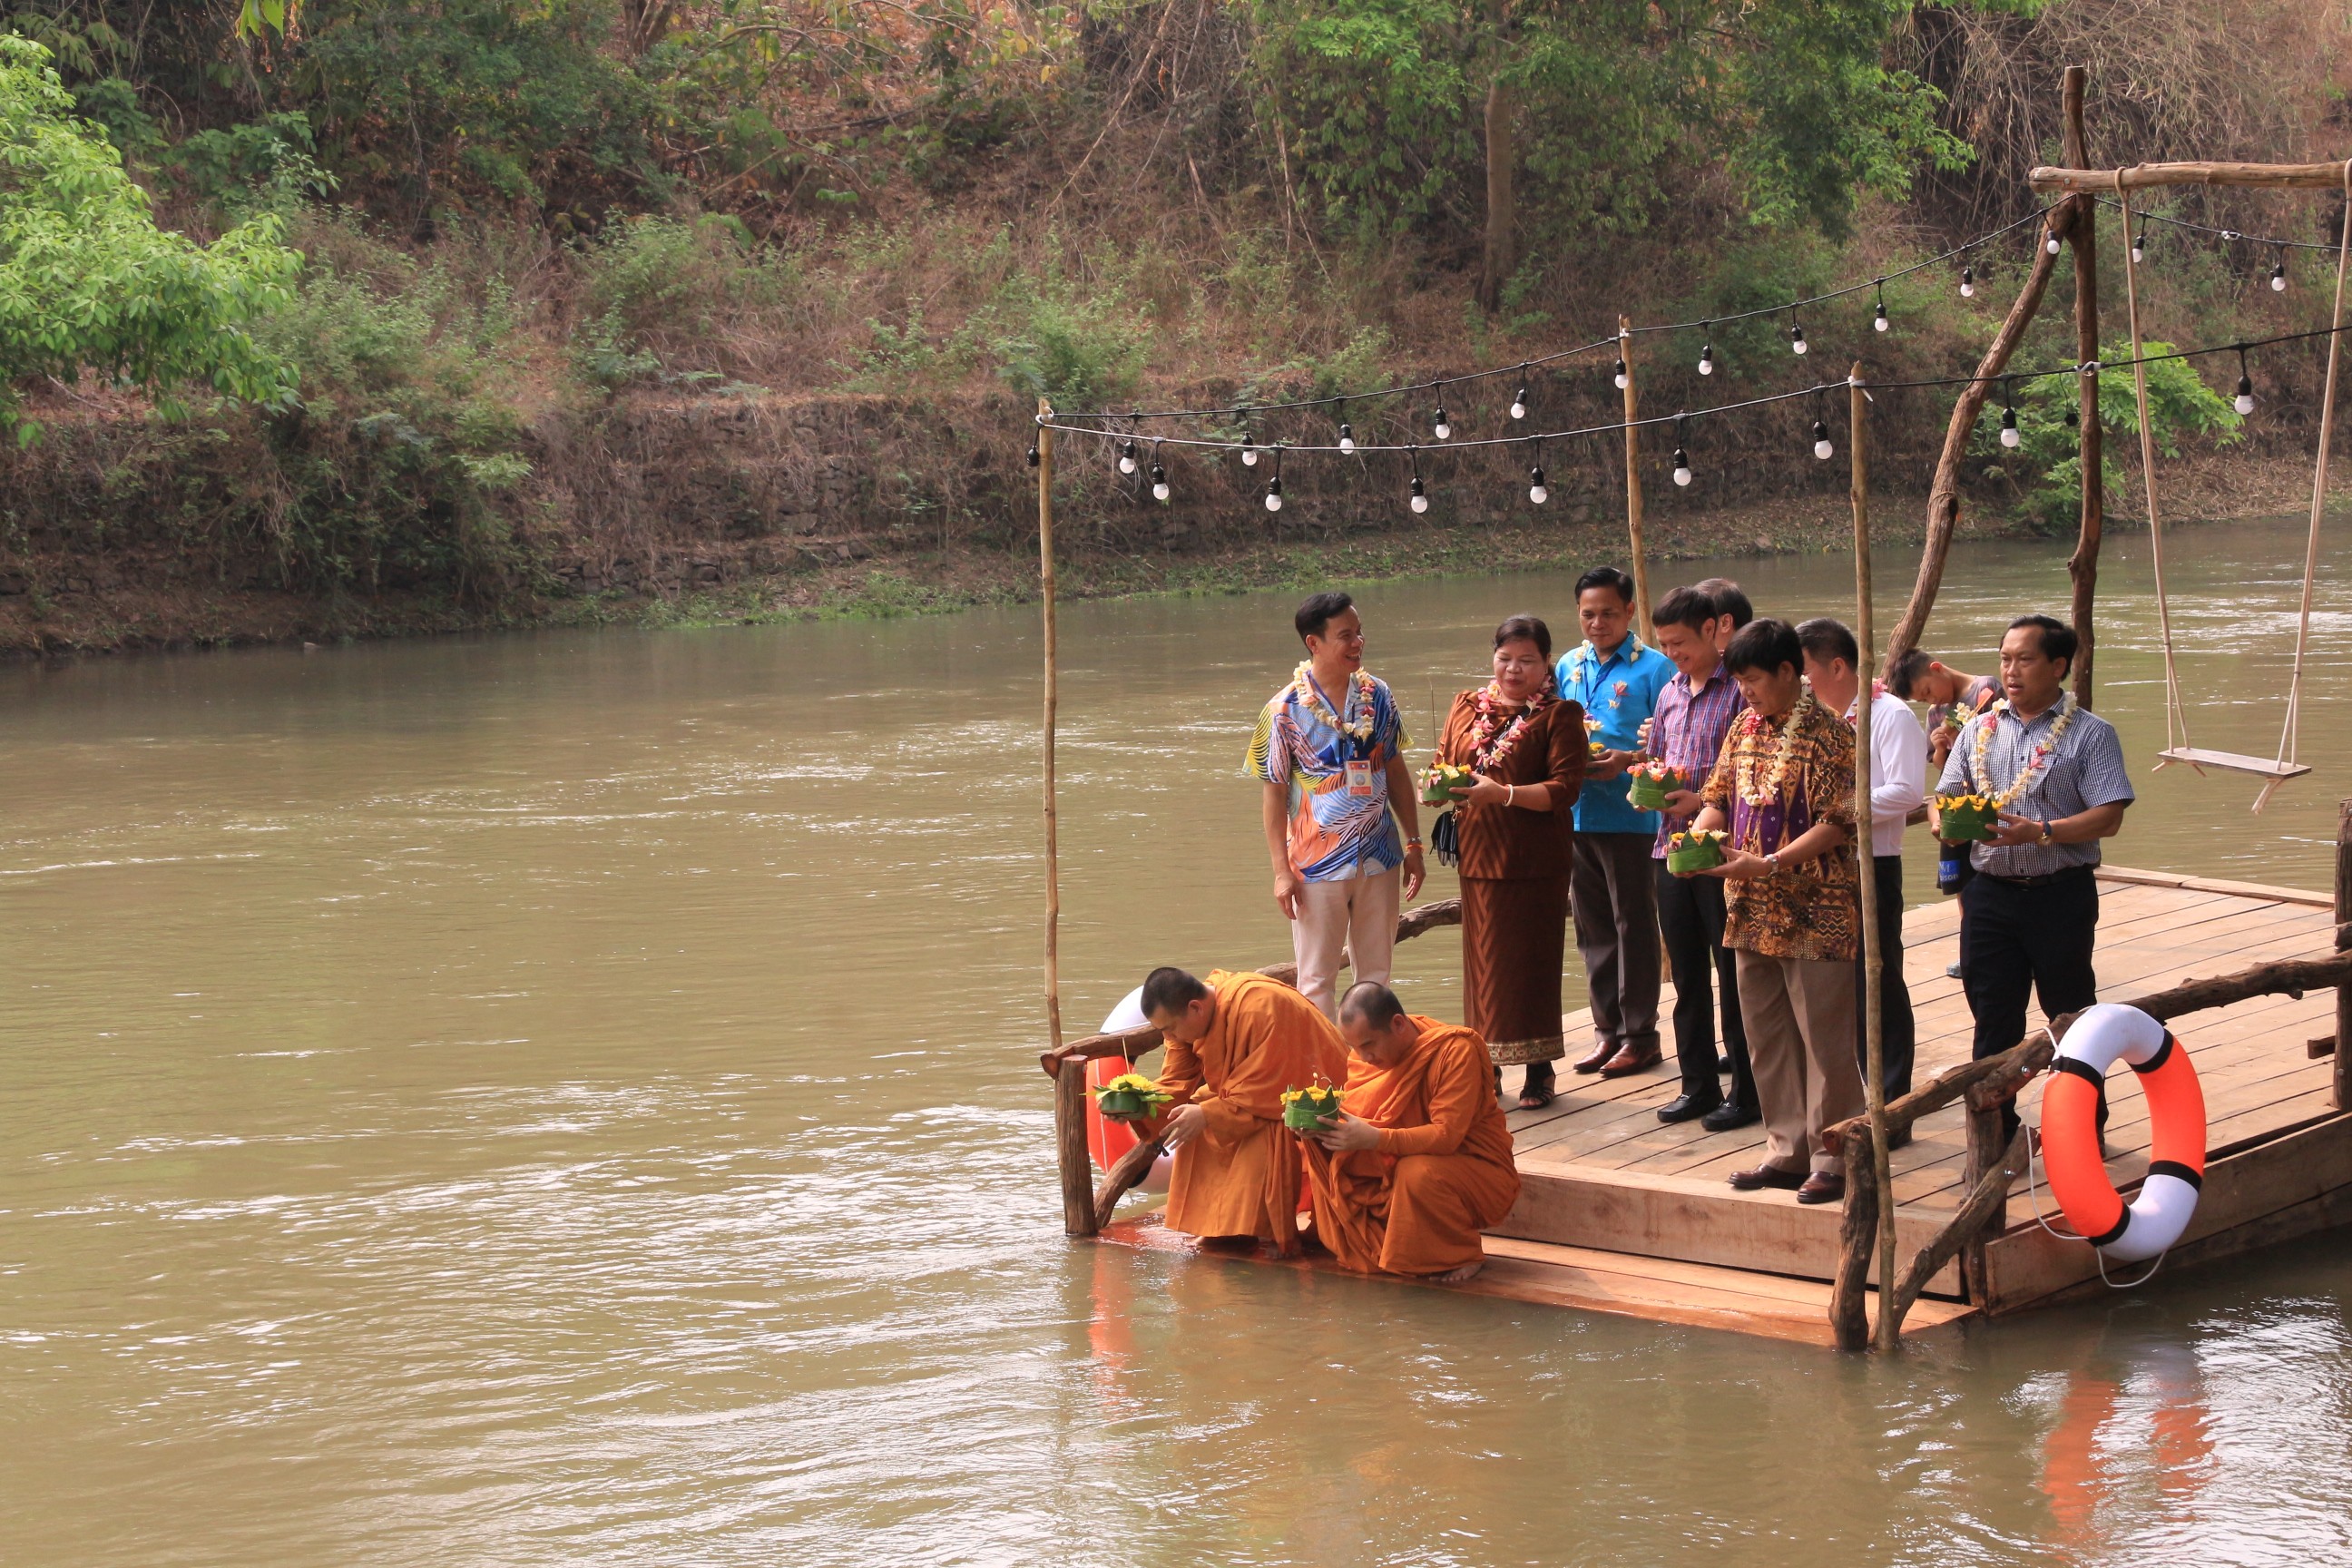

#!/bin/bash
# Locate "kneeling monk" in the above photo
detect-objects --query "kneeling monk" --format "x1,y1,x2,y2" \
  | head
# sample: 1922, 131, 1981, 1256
1303, 982, 1521, 1283
1141, 965, 1349, 1255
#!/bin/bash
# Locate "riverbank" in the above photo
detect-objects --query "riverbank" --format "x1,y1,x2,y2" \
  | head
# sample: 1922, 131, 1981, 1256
1, 445, 2334, 658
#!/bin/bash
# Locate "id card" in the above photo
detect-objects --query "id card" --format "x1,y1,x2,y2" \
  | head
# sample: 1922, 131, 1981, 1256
1345, 759, 1375, 797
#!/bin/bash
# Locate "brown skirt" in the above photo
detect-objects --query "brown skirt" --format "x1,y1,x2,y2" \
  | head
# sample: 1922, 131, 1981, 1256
1461, 874, 1570, 1064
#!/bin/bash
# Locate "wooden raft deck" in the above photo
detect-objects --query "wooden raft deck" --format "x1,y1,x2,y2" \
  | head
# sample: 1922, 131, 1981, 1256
1102, 867, 2352, 1343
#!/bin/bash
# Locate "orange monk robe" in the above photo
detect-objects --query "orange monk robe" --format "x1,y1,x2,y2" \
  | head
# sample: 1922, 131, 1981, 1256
1303, 1017, 1521, 1276
1151, 970, 1349, 1254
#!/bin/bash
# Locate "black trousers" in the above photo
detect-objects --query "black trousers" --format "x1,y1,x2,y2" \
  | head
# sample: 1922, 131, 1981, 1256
1853, 856, 1916, 1102
1654, 860, 1754, 1112
1960, 865, 2104, 1133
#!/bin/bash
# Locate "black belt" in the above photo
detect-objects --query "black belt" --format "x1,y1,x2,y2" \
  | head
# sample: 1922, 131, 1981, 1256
1980, 865, 2093, 888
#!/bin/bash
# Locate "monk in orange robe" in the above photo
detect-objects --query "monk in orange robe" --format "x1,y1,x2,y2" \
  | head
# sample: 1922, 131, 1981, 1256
1136, 965, 1349, 1256
1301, 981, 1521, 1282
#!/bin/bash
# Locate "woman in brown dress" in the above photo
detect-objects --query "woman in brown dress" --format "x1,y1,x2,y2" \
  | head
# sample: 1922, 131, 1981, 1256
1436, 614, 1587, 1108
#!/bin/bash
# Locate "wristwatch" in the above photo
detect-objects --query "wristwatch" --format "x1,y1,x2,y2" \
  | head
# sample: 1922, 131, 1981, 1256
2038, 818, 2055, 846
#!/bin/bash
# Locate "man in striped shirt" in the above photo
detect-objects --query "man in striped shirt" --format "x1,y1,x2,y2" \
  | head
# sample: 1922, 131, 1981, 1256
1644, 586, 1757, 1129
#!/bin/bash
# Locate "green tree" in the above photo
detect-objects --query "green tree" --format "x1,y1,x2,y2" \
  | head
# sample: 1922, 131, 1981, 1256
0, 34, 301, 441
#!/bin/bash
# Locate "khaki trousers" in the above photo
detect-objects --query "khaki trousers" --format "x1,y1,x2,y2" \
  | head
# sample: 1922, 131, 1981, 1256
1734, 949, 1865, 1175
1291, 867, 1402, 1018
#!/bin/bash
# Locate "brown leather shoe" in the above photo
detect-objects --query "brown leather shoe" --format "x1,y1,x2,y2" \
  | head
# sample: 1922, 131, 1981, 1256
1796, 1171, 1847, 1205
1727, 1164, 1807, 1191
1572, 1039, 1619, 1074
1597, 1041, 1663, 1077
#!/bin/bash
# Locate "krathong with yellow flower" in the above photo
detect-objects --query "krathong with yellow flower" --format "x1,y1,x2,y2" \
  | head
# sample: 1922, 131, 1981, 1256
1666, 828, 1730, 876
1421, 760, 1476, 807
1934, 792, 2001, 843
1584, 712, 1608, 759
1280, 1080, 1345, 1132
1627, 760, 1685, 811
1093, 1073, 1174, 1121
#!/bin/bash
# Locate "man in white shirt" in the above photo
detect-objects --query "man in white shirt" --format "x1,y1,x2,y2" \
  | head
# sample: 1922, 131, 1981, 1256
1798, 619, 1928, 1116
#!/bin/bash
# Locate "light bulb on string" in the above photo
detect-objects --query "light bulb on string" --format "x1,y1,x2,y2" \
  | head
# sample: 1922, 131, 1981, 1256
1236, 410, 1259, 466
1338, 423, 1355, 456
1872, 280, 1890, 334
1149, 441, 1170, 502
2271, 250, 2288, 291
2236, 346, 2256, 415
1613, 356, 1629, 390
1671, 416, 1691, 487
2132, 224, 2148, 264
1118, 438, 1138, 475
2044, 226, 2062, 255
1528, 441, 1547, 505
1264, 445, 1283, 512
1432, 397, 1451, 440
1999, 380, 2020, 448
1511, 367, 1529, 421
1409, 476, 1428, 514
1812, 417, 1834, 461
1698, 327, 1714, 377
1790, 318, 1808, 357
1960, 264, 1975, 299
1025, 443, 1040, 468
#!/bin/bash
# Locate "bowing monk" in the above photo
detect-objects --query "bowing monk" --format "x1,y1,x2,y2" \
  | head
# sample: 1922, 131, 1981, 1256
1138, 965, 1349, 1255
1302, 983, 1521, 1283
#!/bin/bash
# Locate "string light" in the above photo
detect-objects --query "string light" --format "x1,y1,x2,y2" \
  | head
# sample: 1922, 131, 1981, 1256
1025, 442, 1040, 468
1697, 327, 1714, 377
1528, 439, 1547, 505
2132, 223, 2148, 264
1432, 396, 1452, 441
1811, 397, 1834, 459
1613, 356, 1629, 390
1999, 378, 2020, 448
2236, 346, 2255, 415
2044, 225, 2063, 255
1408, 446, 1429, 514
1511, 368, 1530, 422
1118, 437, 1138, 475
1337, 402, 1356, 455
1264, 444, 1283, 511
1790, 315, 1808, 357
1671, 416, 1692, 487
1960, 264, 1975, 299
1873, 280, 1889, 333
1149, 439, 1170, 501
2271, 249, 2288, 291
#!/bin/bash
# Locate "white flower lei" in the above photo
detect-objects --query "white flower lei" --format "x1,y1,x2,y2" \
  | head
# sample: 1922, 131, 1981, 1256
1293, 662, 1377, 742
1736, 693, 1821, 807
1970, 694, 2080, 808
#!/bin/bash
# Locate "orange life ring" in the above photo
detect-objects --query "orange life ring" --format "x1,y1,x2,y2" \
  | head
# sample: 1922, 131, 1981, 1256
2040, 1003, 2206, 1262
1086, 1052, 1144, 1173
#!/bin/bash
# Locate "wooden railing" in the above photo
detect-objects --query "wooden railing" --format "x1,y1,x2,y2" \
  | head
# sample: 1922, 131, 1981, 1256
1043, 898, 1465, 1237
1824, 946, 2352, 1350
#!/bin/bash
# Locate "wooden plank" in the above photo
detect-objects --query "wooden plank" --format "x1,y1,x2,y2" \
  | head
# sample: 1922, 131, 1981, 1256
2030, 161, 2352, 194
2098, 863, 2333, 908
2157, 747, 2311, 783
1499, 1156, 1964, 1296
1983, 1112, 2352, 1312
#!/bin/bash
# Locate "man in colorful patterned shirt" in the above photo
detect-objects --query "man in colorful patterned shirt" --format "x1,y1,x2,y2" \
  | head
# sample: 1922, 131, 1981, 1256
1644, 585, 1755, 1130
1681, 619, 1866, 1205
1249, 592, 1426, 1018
1553, 566, 1675, 1077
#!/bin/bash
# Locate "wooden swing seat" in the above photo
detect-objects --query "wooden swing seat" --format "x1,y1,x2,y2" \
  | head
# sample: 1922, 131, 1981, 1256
2156, 747, 2313, 782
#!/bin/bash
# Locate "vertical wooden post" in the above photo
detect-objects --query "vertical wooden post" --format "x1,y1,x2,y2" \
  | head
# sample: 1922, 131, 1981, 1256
2336, 799, 2352, 1112
1039, 400, 1093, 1238
1852, 366, 1898, 1352
1619, 318, 1652, 638
1057, 1057, 1099, 1237
1830, 1127, 1877, 1352
1961, 1092, 2007, 1304
2062, 65, 2104, 710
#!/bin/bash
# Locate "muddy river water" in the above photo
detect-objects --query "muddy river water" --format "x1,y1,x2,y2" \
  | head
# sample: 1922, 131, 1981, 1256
5, 517, 2351, 1563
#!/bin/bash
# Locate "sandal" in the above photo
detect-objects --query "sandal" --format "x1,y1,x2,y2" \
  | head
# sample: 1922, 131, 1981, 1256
1517, 1069, 1558, 1111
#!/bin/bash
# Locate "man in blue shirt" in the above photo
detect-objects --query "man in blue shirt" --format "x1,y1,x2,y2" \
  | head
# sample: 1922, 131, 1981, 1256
1554, 566, 1676, 1076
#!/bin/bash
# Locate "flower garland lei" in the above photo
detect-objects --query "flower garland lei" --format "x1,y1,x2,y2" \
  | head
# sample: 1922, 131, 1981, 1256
1465, 681, 1554, 771
1293, 662, 1377, 743
1970, 695, 2080, 808
1736, 693, 1821, 807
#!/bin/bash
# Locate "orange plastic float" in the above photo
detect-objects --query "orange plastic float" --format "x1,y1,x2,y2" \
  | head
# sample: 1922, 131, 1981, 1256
2040, 1003, 2207, 1262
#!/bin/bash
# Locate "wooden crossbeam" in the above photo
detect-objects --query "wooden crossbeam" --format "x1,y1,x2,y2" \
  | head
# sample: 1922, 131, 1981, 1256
2031, 161, 2350, 193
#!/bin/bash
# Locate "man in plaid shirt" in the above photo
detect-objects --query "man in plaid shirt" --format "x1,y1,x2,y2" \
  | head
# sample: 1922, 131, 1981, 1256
1644, 586, 1756, 1129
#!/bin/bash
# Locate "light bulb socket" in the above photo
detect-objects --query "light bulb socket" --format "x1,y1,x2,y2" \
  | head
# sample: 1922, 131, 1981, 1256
2000, 407, 2016, 429
1264, 475, 1283, 512
1410, 475, 1426, 498
1025, 445, 1040, 468
1960, 265, 1975, 298
2063, 407, 2080, 428
1613, 358, 1628, 389
1874, 302, 1889, 331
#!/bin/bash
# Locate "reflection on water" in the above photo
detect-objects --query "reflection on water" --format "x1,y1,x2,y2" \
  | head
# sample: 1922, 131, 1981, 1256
4, 517, 2351, 1564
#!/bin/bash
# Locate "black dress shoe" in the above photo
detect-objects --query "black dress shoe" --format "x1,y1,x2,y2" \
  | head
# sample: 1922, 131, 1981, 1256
1657, 1093, 1724, 1124
1700, 1101, 1761, 1132
1727, 1164, 1807, 1191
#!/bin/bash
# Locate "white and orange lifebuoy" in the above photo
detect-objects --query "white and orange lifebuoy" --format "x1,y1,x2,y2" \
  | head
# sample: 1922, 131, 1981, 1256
1088, 987, 1172, 1192
2040, 1003, 2207, 1262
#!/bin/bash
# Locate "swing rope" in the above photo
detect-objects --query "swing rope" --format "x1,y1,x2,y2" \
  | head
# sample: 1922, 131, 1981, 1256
2272, 161, 2352, 803
2116, 177, 2194, 763
2116, 164, 2348, 813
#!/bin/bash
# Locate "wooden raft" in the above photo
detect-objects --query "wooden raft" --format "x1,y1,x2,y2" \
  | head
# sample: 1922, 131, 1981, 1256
1080, 866, 2352, 1345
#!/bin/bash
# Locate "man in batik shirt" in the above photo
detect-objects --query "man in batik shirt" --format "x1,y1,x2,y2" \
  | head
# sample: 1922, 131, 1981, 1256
1678, 618, 1865, 1205
1249, 592, 1425, 1018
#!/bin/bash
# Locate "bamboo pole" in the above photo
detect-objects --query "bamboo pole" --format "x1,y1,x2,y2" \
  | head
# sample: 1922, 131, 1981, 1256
2337, 799, 2352, 1112
1850, 366, 1897, 1353
2061, 65, 2104, 710
2032, 161, 2352, 193
1039, 399, 1092, 1239
1620, 318, 1652, 637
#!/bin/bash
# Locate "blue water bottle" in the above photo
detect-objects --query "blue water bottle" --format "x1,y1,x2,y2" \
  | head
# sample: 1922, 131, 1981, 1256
1937, 838, 1967, 896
